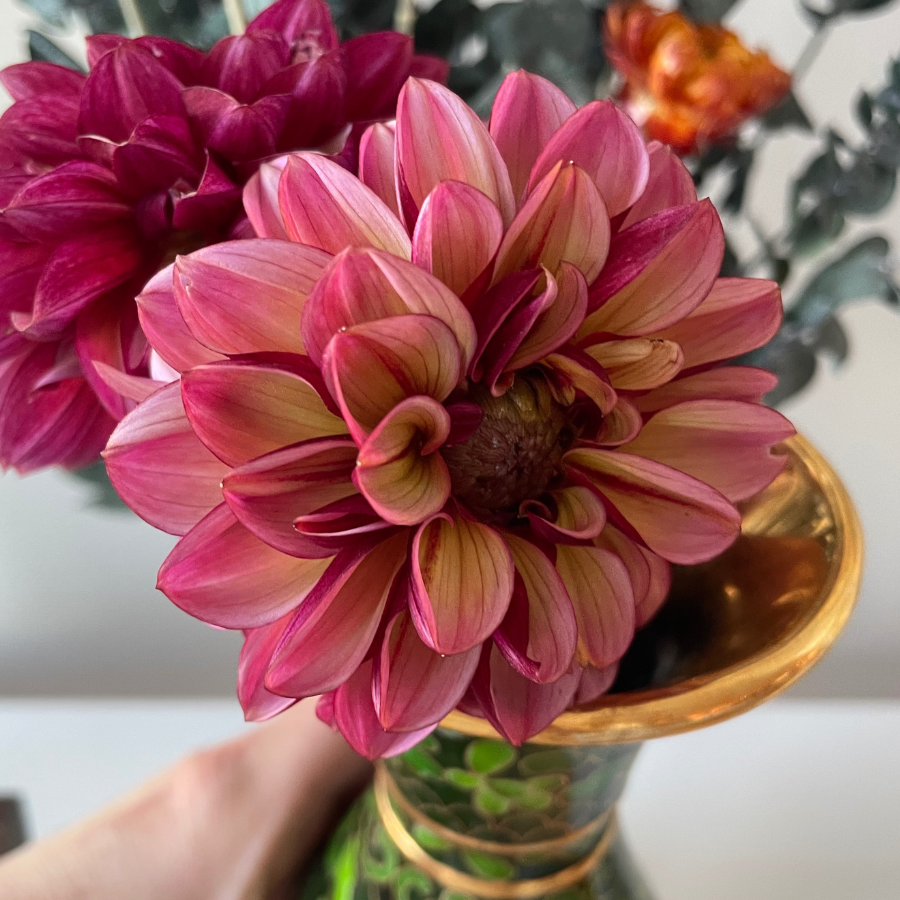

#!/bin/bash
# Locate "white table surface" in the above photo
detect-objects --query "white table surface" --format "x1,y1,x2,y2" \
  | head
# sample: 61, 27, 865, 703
0, 698, 897, 900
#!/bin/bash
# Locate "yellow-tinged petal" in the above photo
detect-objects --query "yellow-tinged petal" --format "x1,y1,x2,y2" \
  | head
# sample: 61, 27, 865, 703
585, 338, 684, 391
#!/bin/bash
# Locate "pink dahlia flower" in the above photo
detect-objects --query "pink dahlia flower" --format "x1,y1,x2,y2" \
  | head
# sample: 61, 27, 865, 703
104, 73, 793, 756
0, 0, 445, 472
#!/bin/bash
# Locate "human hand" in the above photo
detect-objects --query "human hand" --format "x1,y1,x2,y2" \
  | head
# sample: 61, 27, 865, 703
0, 699, 371, 900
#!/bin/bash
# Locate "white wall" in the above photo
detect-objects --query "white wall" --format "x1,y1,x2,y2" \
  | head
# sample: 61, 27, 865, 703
0, 0, 898, 697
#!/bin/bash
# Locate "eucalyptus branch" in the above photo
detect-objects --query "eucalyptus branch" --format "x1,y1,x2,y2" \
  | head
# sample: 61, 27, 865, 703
394, 0, 417, 36
115, 0, 146, 36
223, 0, 247, 35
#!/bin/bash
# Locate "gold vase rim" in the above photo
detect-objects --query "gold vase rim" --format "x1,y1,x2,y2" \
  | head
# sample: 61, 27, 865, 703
442, 434, 863, 745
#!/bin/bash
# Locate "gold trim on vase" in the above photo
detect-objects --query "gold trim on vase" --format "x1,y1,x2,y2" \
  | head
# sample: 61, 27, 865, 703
375, 765, 619, 899
378, 764, 612, 857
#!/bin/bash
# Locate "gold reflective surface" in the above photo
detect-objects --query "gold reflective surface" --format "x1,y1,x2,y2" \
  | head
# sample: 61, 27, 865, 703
443, 434, 863, 745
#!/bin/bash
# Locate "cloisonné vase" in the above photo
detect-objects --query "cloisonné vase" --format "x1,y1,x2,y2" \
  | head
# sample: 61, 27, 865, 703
301, 435, 862, 900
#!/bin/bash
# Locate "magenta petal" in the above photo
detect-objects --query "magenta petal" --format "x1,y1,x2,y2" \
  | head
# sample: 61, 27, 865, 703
266, 533, 407, 697
112, 115, 202, 197
342, 32, 412, 121
158, 503, 332, 628
171, 153, 243, 232
333, 660, 436, 759
619, 141, 696, 229
202, 32, 290, 105
248, 0, 339, 50
238, 613, 298, 722
376, 610, 480, 732
0, 61, 85, 101
103, 381, 229, 535
0, 96, 80, 169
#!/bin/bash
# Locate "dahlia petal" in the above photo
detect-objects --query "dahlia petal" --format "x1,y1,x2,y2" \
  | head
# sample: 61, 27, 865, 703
541, 349, 617, 415
411, 513, 514, 654
171, 154, 243, 232
572, 663, 619, 707
13, 226, 143, 340
412, 181, 503, 298
92, 363, 162, 404
556, 544, 635, 669
248, 0, 339, 50
103, 381, 229, 535
355, 396, 451, 526
586, 338, 684, 392
359, 122, 400, 218
580, 200, 724, 337
302, 248, 477, 370
323, 315, 462, 441
653, 277, 783, 369
183, 88, 289, 161
495, 534, 577, 683
137, 265, 225, 373
238, 614, 297, 722
528, 100, 649, 217
376, 611, 480, 732
342, 32, 412, 121
524, 485, 607, 543
620, 141, 697, 229
332, 660, 437, 759
475, 646, 579, 746
565, 447, 741, 564
243, 157, 290, 240
0, 61, 85, 101
182, 358, 347, 467
223, 437, 359, 557
620, 399, 795, 503
396, 78, 516, 227
595, 525, 671, 628
292, 495, 393, 557
158, 503, 331, 629
409, 54, 450, 83
595, 397, 643, 446
266, 533, 407, 697
174, 240, 330, 357
0, 97, 80, 168
489, 70, 576, 205
112, 115, 202, 197
633, 367, 778, 414
278, 153, 411, 258
202, 32, 291, 105
495, 163, 610, 285
78, 43, 186, 143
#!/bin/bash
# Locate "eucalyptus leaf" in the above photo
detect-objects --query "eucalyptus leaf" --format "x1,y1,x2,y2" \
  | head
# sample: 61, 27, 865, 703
811, 315, 850, 365
722, 147, 755, 214
763, 91, 814, 132
679, 0, 743, 21
744, 336, 818, 407
68, 461, 129, 511
801, 0, 898, 18
27, 31, 84, 70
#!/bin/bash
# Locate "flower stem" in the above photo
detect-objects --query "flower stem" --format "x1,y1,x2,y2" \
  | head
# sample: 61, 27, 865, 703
115, 0, 147, 36
224, 0, 247, 35
394, 0, 417, 36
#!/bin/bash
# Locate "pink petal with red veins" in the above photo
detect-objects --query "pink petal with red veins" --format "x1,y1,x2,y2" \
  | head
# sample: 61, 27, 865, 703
323, 314, 462, 441
565, 447, 741, 565
342, 32, 412, 121
278, 153, 411, 258
504, 262, 588, 373
174, 240, 330, 357
103, 381, 229, 535
355, 396, 451, 526
0, 61, 85, 100
412, 181, 503, 298
474, 646, 579, 746
620, 141, 696, 230
595, 525, 671, 628
653, 278, 784, 369
92, 363, 162, 404
78, 43, 186, 143
634, 367, 778, 414
183, 88, 290, 161
293, 494, 393, 557
243, 157, 290, 239
620, 399, 795, 503
528, 100, 649, 217
489, 70, 576, 206
580, 200, 724, 338
396, 78, 515, 228
540, 348, 617, 415
409, 54, 450, 83
266, 533, 407, 697
13, 225, 143, 340
556, 544, 635, 669
595, 396, 643, 446
573, 663, 619, 707
523, 484, 607, 544
238, 613, 297, 722
495, 534, 577, 683
495, 163, 610, 285
223, 437, 359, 557
302, 248, 477, 369
332, 660, 437, 759
248, 0, 339, 50
137, 265, 225, 373
182, 358, 347, 467
158, 503, 332, 628
376, 610, 480, 732
411, 513, 514, 654
584, 338, 683, 391
202, 32, 290, 104
359, 122, 400, 218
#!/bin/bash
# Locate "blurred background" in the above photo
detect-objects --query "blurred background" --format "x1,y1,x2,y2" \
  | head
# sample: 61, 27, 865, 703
0, 0, 898, 703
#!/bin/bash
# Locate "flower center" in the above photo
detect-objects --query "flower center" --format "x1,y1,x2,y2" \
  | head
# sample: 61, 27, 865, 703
443, 376, 578, 525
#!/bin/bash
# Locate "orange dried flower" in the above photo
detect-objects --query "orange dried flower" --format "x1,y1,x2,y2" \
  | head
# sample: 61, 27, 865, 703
605, 1, 791, 154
